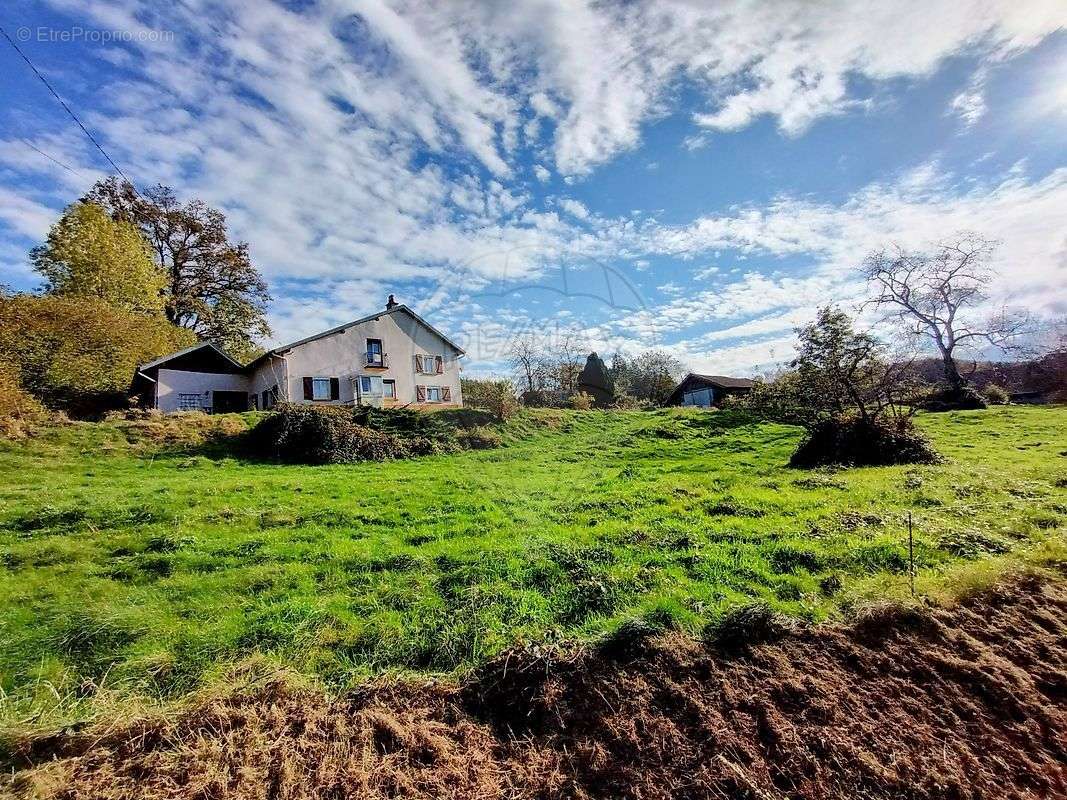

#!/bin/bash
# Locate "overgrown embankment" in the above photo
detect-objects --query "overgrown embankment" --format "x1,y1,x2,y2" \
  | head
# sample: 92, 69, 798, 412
7, 574, 1066, 799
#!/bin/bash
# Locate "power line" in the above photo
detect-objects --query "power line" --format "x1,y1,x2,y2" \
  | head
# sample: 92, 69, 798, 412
0, 24, 133, 185
18, 137, 82, 176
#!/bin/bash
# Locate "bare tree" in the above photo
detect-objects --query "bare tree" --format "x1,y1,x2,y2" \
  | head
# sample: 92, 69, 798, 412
552, 332, 586, 396
507, 335, 543, 395
861, 232, 1029, 393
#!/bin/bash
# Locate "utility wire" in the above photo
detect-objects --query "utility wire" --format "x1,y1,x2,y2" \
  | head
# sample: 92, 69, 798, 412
0, 24, 133, 184
18, 137, 82, 176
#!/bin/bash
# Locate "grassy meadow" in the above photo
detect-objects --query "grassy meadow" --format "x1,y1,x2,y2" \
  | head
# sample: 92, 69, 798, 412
1, 405, 1064, 726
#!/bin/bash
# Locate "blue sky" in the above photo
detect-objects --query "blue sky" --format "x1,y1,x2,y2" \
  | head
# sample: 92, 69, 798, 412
1, 1, 1065, 375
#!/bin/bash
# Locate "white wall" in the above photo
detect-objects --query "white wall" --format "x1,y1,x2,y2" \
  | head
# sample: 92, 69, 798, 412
155, 369, 251, 413
248, 354, 288, 408
253, 310, 463, 407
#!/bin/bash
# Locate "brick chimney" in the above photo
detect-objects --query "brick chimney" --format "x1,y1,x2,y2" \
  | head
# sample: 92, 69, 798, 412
385, 294, 399, 310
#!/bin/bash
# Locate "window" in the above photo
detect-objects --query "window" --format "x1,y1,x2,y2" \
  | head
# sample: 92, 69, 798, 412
383, 379, 396, 399
177, 393, 202, 411
366, 338, 383, 366
416, 354, 443, 374
426, 386, 442, 402
312, 378, 331, 400
261, 385, 279, 410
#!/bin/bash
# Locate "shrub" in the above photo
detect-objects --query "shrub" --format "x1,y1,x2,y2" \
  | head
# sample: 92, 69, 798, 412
0, 359, 44, 438
352, 405, 456, 440
461, 377, 519, 420
246, 404, 500, 464
569, 391, 593, 410
918, 385, 987, 412
981, 383, 1010, 405
246, 404, 408, 464
790, 416, 940, 468
0, 292, 195, 412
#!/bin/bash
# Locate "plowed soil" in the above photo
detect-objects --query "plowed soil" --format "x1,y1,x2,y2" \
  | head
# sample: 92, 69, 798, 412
7, 576, 1067, 799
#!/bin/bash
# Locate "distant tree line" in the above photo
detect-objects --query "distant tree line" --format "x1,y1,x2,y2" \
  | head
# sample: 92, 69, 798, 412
505, 333, 685, 408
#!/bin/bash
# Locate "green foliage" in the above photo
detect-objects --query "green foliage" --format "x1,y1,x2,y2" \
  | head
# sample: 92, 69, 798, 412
30, 201, 165, 316
0, 405, 1063, 726
0, 292, 195, 404
85, 178, 271, 361
608, 350, 684, 405
460, 377, 519, 420
743, 308, 932, 466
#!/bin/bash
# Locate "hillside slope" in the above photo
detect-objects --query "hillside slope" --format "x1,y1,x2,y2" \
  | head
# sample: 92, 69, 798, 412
0, 406, 1064, 731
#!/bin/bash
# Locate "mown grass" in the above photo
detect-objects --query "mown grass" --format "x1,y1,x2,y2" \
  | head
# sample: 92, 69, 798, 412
0, 405, 1064, 727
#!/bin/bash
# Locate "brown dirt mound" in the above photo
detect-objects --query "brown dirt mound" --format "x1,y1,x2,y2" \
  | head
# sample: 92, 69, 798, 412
7, 577, 1067, 800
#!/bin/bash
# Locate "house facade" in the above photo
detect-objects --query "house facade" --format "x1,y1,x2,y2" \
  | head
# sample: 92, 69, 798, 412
132, 297, 465, 412
664, 373, 754, 407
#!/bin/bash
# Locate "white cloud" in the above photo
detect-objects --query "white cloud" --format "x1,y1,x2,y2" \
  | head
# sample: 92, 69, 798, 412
559, 198, 591, 220
949, 69, 988, 128
0, 0, 1063, 364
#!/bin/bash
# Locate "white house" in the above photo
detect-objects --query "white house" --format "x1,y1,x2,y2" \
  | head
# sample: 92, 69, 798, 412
132, 297, 465, 413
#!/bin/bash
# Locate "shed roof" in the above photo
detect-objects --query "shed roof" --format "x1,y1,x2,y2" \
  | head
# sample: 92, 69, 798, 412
665, 372, 755, 405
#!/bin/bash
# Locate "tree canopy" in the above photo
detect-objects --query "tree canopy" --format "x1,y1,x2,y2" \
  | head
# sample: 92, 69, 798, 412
0, 292, 196, 406
30, 201, 165, 315
85, 178, 271, 362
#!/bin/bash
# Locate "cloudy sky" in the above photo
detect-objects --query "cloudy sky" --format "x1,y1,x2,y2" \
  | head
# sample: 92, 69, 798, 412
1, 0, 1065, 375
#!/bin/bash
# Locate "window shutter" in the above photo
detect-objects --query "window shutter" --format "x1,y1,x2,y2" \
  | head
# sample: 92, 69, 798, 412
413, 355, 421, 373
416, 385, 426, 402
302, 377, 313, 400
442, 386, 451, 402
435, 355, 443, 374
330, 377, 340, 400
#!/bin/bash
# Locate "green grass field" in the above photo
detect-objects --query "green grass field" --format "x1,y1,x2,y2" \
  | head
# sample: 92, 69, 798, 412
1, 406, 1064, 727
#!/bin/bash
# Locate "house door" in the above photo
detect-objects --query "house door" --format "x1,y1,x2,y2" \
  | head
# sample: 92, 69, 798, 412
213, 391, 249, 413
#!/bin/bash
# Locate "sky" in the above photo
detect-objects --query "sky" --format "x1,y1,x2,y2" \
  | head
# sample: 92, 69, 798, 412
0, 0, 1065, 376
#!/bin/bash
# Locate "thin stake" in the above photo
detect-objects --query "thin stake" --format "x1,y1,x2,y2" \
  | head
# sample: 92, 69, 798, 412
907, 511, 915, 597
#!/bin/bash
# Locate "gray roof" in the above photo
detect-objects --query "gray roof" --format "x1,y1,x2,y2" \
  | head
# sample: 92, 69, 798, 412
686, 373, 755, 389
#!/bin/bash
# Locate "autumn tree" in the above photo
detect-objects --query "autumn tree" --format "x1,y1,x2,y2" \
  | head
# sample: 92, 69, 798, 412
85, 178, 271, 361
31, 201, 164, 315
861, 232, 1029, 396
0, 291, 195, 409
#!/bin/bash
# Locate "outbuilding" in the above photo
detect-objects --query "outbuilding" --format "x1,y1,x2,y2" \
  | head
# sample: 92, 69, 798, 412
665, 373, 754, 407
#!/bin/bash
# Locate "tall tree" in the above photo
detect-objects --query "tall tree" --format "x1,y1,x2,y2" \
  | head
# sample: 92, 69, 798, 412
85, 178, 271, 361
861, 232, 1029, 393
31, 201, 164, 315
610, 350, 685, 404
